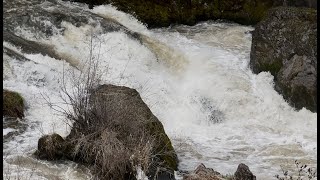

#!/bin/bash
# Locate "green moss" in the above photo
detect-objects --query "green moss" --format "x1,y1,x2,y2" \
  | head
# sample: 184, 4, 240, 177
260, 60, 283, 78
3, 89, 24, 118
241, 1, 272, 24
146, 121, 178, 171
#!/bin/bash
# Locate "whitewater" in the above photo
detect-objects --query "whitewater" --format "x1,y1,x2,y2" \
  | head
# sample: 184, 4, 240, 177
3, 0, 317, 179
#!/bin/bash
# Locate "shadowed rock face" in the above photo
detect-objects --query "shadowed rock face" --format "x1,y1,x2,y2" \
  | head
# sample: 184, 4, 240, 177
66, 0, 275, 27
273, 0, 317, 9
65, 0, 316, 28
250, 7, 317, 112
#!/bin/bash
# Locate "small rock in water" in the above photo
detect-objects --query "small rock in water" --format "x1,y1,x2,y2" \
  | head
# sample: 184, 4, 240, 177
35, 133, 65, 161
183, 163, 222, 180
234, 163, 256, 180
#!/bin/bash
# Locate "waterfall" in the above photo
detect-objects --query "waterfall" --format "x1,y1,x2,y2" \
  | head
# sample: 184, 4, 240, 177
3, 0, 317, 179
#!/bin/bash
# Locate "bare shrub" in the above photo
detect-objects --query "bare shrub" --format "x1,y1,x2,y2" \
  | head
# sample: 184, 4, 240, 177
275, 160, 317, 180
42, 32, 175, 179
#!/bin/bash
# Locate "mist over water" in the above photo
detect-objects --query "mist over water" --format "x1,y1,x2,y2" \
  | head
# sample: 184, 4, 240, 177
3, 1, 317, 179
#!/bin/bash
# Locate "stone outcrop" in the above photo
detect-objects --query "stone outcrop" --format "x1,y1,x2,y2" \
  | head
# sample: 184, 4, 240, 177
35, 84, 178, 180
3, 89, 25, 119
250, 7, 317, 112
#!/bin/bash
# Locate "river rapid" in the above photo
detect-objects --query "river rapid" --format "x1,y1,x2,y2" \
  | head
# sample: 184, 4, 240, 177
3, 0, 317, 179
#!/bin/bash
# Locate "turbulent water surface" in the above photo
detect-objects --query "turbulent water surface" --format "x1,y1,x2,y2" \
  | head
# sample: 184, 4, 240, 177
3, 0, 317, 179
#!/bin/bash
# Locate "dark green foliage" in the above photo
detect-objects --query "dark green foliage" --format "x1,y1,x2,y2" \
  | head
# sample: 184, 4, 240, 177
3, 89, 24, 119
67, 0, 277, 27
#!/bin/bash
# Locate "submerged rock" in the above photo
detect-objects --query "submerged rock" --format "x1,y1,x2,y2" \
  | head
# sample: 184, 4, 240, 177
250, 7, 317, 112
3, 89, 25, 119
183, 163, 222, 180
3, 0, 141, 65
183, 163, 256, 180
3, 31, 61, 60
36, 84, 178, 180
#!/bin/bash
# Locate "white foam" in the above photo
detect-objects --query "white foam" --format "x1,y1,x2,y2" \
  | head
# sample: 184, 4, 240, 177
3, 3, 317, 180
92, 4, 149, 34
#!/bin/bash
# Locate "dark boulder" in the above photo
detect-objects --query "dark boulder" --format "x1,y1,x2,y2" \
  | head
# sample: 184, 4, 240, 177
234, 163, 256, 180
250, 7, 317, 112
3, 89, 25, 119
35, 133, 66, 160
36, 84, 178, 180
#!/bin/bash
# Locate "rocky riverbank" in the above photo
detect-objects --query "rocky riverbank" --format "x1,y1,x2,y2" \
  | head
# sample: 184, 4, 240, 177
66, 0, 316, 28
250, 6, 317, 112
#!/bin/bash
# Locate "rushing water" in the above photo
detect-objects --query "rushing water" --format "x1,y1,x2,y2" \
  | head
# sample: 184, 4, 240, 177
3, 0, 317, 179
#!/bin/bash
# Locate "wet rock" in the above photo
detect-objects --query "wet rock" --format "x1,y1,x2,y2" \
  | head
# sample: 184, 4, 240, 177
250, 7, 317, 112
36, 84, 178, 180
4, 0, 140, 49
183, 163, 222, 180
3, 89, 25, 119
3, 47, 32, 62
35, 133, 65, 160
234, 163, 256, 180
82, 84, 178, 179
3, 31, 61, 60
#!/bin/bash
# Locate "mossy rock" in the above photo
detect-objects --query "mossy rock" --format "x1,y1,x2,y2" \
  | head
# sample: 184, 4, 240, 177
250, 7, 317, 112
3, 89, 24, 119
35, 133, 65, 160
145, 120, 178, 179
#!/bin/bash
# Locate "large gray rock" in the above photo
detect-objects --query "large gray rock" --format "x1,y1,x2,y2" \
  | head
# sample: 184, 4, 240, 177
250, 7, 317, 112
36, 84, 178, 180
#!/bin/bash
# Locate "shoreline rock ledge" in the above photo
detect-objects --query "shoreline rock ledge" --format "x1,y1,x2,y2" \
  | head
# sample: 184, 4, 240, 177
250, 6, 317, 112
